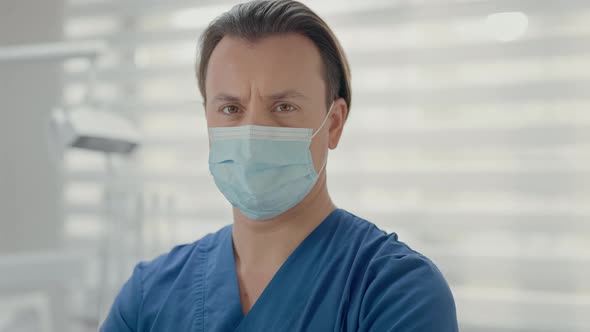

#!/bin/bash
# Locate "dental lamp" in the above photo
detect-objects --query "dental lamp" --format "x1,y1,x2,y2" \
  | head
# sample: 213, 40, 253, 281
0, 40, 141, 155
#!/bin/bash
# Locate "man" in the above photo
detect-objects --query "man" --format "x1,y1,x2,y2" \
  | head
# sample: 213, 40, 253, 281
101, 0, 458, 331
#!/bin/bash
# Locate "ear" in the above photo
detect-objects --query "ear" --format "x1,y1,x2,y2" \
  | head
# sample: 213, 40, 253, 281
328, 98, 348, 150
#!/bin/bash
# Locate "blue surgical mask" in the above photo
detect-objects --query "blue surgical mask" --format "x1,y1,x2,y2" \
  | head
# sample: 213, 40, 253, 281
208, 103, 334, 220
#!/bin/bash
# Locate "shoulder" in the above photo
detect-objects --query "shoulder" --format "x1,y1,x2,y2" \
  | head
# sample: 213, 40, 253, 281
138, 225, 231, 291
336, 209, 446, 277
336, 209, 453, 298
359, 252, 458, 331
338, 210, 458, 331
100, 225, 231, 331
364, 241, 455, 311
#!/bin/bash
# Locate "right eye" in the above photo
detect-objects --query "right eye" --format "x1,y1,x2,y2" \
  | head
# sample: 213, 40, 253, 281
219, 105, 240, 115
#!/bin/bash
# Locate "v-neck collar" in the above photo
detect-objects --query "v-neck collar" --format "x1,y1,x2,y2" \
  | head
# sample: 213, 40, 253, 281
222, 208, 341, 330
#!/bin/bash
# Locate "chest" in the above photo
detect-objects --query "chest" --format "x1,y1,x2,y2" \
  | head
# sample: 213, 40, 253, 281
236, 269, 276, 315
143, 257, 362, 332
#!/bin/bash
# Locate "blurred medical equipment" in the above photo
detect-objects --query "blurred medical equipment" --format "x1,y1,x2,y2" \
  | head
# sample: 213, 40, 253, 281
0, 40, 140, 155
0, 253, 85, 332
0, 40, 142, 331
0, 293, 51, 332
52, 108, 140, 155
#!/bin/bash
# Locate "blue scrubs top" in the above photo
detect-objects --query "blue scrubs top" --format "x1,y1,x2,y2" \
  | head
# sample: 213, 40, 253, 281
101, 209, 458, 331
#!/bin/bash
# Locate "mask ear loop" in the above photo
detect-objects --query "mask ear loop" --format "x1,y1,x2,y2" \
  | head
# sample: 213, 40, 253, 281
311, 101, 335, 139
311, 101, 336, 175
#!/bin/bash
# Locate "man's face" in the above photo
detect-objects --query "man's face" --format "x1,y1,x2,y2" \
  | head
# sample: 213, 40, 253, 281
205, 33, 328, 129
204, 33, 345, 173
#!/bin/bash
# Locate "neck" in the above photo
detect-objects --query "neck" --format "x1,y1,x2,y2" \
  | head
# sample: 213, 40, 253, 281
231, 174, 336, 270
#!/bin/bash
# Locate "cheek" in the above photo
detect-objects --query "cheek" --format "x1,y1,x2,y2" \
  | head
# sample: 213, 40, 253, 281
205, 108, 231, 128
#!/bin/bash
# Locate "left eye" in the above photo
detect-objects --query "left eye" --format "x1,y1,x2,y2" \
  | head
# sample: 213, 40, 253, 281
274, 104, 295, 112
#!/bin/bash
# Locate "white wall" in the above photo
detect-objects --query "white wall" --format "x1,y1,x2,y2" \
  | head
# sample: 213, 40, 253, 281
0, 0, 64, 253
0, 1, 66, 331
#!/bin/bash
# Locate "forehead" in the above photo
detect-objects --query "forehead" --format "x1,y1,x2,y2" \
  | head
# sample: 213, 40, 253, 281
205, 33, 325, 100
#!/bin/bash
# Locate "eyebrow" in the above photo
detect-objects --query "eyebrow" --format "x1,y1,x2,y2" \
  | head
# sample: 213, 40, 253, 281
212, 93, 241, 104
211, 89, 309, 104
267, 89, 309, 101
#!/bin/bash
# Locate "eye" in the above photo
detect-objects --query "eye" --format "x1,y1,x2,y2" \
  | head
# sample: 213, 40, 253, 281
273, 104, 296, 113
220, 105, 240, 115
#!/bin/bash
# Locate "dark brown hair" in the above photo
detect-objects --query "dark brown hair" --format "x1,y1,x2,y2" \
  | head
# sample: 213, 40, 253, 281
196, 0, 351, 116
